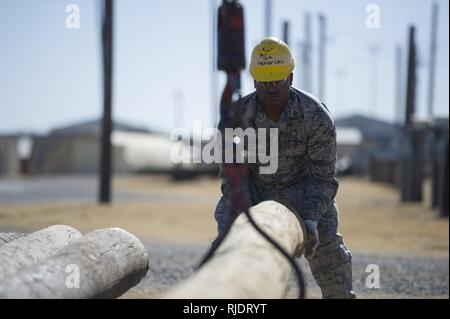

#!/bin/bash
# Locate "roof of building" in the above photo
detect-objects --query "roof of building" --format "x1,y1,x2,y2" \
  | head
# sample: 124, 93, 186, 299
49, 119, 153, 136
334, 115, 401, 139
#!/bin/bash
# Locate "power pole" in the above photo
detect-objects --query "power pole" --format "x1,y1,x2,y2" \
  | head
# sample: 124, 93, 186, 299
427, 2, 439, 123
211, 0, 219, 127
404, 27, 416, 128
282, 20, 290, 46
265, 0, 272, 37
318, 14, 326, 101
368, 44, 380, 118
427, 3, 441, 210
401, 26, 424, 203
395, 45, 403, 125
301, 13, 312, 92
99, 0, 114, 204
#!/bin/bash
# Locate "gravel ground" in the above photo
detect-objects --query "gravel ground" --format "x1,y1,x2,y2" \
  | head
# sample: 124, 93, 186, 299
124, 241, 449, 299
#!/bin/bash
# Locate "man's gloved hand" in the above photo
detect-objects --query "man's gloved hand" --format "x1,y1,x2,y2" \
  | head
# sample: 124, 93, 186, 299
303, 220, 319, 259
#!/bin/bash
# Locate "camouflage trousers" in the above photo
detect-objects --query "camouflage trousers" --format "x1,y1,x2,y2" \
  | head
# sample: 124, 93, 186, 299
213, 180, 356, 299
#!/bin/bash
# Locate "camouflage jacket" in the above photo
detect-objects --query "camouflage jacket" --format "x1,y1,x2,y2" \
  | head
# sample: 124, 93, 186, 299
218, 87, 339, 222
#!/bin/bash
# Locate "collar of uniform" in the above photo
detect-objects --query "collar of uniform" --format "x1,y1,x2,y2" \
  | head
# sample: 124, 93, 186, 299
253, 88, 297, 128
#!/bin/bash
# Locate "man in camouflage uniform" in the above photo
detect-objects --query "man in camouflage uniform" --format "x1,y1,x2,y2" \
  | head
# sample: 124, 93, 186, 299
213, 37, 355, 299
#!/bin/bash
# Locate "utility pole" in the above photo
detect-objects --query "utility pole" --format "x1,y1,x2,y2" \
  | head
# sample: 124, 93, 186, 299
401, 26, 424, 203
211, 0, 219, 127
404, 27, 416, 127
427, 2, 439, 123
368, 44, 380, 118
301, 13, 312, 92
282, 20, 290, 46
265, 0, 272, 37
395, 45, 403, 125
427, 3, 440, 210
318, 14, 326, 101
99, 0, 113, 204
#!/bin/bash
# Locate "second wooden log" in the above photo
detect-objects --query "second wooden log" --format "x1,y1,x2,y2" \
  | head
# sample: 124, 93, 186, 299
0, 225, 82, 279
0, 227, 149, 299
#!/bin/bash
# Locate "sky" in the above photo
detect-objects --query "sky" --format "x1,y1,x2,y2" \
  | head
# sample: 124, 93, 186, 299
0, 0, 448, 135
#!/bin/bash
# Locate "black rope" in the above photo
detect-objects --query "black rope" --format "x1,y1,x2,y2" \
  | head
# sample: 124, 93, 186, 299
196, 70, 306, 299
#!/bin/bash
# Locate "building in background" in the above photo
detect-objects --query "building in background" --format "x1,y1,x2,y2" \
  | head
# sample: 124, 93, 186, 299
30, 119, 146, 174
335, 115, 404, 177
0, 135, 20, 177
335, 127, 363, 175
29, 119, 214, 177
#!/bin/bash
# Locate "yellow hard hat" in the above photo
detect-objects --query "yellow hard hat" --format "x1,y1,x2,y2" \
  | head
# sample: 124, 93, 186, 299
249, 37, 295, 82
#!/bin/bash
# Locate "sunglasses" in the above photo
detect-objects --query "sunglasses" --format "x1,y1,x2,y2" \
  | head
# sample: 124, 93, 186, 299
256, 77, 289, 88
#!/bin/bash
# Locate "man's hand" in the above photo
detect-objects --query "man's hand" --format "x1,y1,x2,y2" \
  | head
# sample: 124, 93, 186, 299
303, 220, 319, 259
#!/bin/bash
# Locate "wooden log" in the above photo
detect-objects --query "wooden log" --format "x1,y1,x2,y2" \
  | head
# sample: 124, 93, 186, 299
161, 200, 304, 299
0, 225, 82, 279
0, 232, 27, 246
0, 228, 149, 299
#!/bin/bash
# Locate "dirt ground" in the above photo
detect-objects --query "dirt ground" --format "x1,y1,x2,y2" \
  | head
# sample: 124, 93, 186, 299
0, 175, 448, 257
